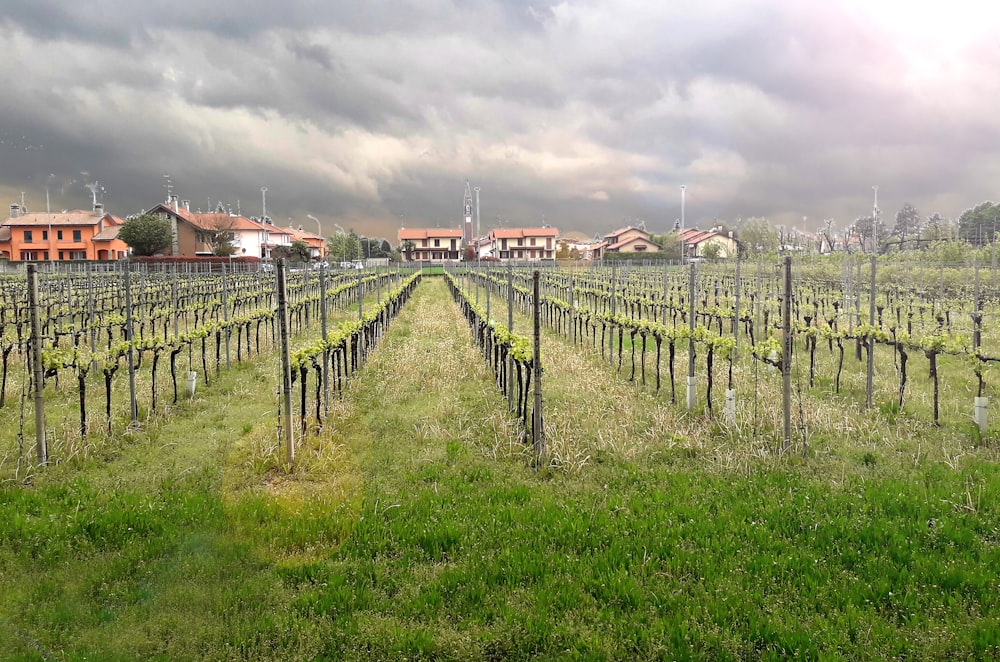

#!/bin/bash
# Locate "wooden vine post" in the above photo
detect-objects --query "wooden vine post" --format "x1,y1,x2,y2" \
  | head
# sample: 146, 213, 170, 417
27, 265, 47, 464
277, 258, 294, 464
782, 255, 792, 451
124, 259, 139, 427
507, 264, 515, 407
687, 261, 697, 410
610, 264, 618, 366
532, 270, 544, 464
320, 262, 329, 419
866, 255, 876, 408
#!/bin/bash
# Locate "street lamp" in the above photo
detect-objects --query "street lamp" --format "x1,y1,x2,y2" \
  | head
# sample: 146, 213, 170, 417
872, 185, 878, 254
680, 185, 686, 230
46, 174, 55, 262
306, 214, 322, 259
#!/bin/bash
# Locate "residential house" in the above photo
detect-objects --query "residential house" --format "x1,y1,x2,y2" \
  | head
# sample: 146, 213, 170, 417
556, 238, 606, 260
147, 198, 276, 257
677, 228, 738, 258
286, 226, 327, 259
488, 227, 559, 261
398, 228, 463, 261
601, 226, 662, 254
1, 202, 129, 261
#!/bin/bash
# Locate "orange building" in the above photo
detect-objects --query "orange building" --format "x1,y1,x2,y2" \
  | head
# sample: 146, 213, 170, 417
287, 226, 327, 259
1, 203, 129, 261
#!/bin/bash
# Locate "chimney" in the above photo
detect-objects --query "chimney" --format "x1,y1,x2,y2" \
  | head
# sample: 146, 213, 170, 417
94, 202, 104, 215
182, 200, 190, 212
9, 204, 19, 219
171, 195, 179, 213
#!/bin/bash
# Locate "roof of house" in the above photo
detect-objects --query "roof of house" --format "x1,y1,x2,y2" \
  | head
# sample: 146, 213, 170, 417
490, 227, 559, 239
605, 226, 648, 240
2, 210, 110, 227
147, 203, 269, 233
607, 236, 663, 251
399, 228, 464, 240
678, 228, 729, 245
92, 224, 123, 241
286, 227, 324, 242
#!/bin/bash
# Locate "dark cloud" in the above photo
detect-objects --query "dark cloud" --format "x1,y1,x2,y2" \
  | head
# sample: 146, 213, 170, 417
1, 0, 999, 239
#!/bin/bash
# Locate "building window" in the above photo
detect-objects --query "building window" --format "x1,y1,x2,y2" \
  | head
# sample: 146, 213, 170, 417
73, 230, 82, 242
530, 238, 536, 246
502, 239, 508, 250
69, 251, 87, 260
41, 230, 48, 241
517, 250, 523, 258
421, 239, 428, 247
23, 231, 32, 243
434, 239, 440, 247
59, 251, 64, 260
517, 238, 523, 246
546, 238, 552, 249
57, 230, 63, 240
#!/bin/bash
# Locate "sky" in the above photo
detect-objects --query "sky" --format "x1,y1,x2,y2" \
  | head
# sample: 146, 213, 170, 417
1, 0, 999, 241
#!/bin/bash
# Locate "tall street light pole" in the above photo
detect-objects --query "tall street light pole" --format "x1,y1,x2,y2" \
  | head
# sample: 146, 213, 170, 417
261, 186, 269, 259
680, 184, 687, 262
46, 173, 55, 262
306, 214, 322, 259
680, 185, 686, 230
872, 185, 878, 254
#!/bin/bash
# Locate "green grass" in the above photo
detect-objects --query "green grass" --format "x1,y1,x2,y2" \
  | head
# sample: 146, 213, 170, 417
1, 277, 1000, 659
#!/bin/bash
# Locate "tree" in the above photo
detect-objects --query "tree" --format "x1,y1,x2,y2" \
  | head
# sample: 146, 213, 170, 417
734, 217, 778, 256
288, 239, 311, 262
892, 203, 921, 250
400, 240, 416, 261
203, 215, 239, 256
118, 214, 172, 256
922, 212, 948, 242
820, 219, 836, 253
649, 233, 681, 260
702, 242, 722, 260
849, 214, 885, 253
958, 201, 1000, 245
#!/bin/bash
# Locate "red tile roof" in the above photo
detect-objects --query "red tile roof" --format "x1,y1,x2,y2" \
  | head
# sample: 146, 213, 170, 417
3, 210, 109, 227
490, 227, 559, 239
399, 228, 463, 240
92, 225, 122, 241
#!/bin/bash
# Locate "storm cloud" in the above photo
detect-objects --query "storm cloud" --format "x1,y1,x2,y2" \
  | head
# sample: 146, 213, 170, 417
1, 0, 998, 239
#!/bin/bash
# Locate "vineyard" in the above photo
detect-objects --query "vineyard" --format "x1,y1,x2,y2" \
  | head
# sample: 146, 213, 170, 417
0, 261, 418, 475
450, 253, 1000, 451
2, 256, 1000, 659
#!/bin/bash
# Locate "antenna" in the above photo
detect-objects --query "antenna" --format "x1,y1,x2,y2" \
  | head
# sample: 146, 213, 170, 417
163, 174, 173, 203
84, 180, 104, 208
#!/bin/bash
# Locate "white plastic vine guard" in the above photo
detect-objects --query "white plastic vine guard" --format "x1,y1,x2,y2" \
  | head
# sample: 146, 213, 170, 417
186, 371, 197, 397
974, 396, 989, 434
724, 388, 737, 425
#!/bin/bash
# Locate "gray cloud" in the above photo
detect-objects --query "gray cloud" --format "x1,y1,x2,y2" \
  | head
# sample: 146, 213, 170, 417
1, 0, 999, 241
